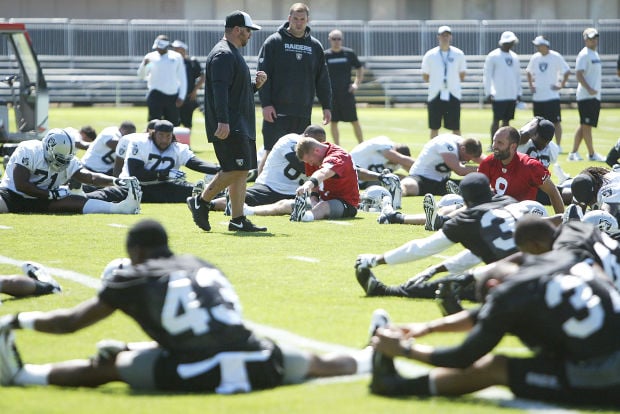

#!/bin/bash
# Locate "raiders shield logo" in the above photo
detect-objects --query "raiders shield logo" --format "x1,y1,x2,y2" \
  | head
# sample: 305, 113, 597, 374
236, 159, 245, 167
539, 62, 548, 72
296, 53, 302, 61
21, 156, 30, 166
505, 57, 513, 66
131, 143, 139, 156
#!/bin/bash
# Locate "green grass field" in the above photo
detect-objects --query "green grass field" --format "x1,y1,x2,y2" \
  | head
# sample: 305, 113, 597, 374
0, 104, 619, 413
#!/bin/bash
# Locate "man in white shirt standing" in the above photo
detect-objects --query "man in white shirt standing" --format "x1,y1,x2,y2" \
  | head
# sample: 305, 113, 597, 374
421, 26, 467, 139
483, 31, 521, 147
137, 35, 187, 126
526, 36, 570, 152
568, 28, 604, 162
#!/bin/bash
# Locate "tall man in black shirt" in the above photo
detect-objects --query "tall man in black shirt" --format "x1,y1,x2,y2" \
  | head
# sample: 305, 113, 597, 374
256, 3, 332, 174
325, 29, 364, 145
187, 11, 267, 232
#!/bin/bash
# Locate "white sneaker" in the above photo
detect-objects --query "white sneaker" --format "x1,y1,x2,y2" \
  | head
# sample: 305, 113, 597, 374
22, 261, 61, 293
0, 330, 22, 386
567, 152, 583, 161
588, 153, 605, 162
368, 309, 391, 339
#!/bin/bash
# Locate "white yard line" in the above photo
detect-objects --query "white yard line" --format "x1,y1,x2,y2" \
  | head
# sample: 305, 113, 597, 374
0, 255, 580, 412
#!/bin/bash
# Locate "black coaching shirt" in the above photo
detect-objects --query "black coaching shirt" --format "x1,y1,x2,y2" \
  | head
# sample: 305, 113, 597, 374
324, 47, 362, 92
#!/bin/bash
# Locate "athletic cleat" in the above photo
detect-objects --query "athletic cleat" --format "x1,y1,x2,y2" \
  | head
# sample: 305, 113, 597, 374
588, 152, 605, 162
445, 180, 461, 196
368, 309, 391, 339
355, 266, 380, 296
186, 195, 211, 231
369, 350, 402, 395
423, 193, 441, 231
379, 170, 402, 209
22, 261, 61, 293
224, 188, 231, 216
246, 169, 258, 182
567, 152, 583, 161
562, 203, 584, 223
435, 282, 464, 316
290, 192, 310, 222
191, 179, 205, 198
228, 216, 267, 232
377, 211, 402, 225
0, 330, 22, 386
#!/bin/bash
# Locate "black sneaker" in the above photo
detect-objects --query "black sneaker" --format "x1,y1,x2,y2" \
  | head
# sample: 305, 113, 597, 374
377, 211, 404, 224
228, 216, 267, 232
369, 351, 402, 396
186, 196, 211, 231
290, 193, 309, 222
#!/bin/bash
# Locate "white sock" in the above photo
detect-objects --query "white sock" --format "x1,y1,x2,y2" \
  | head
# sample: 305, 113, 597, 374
301, 211, 314, 222
244, 205, 255, 216
82, 198, 113, 214
352, 346, 373, 374
13, 364, 52, 385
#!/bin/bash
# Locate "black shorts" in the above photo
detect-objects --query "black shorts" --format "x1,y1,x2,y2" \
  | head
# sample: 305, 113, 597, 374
409, 175, 448, 195
331, 90, 358, 122
212, 133, 257, 172
533, 99, 562, 123
492, 100, 516, 122
179, 99, 199, 128
507, 353, 620, 406
0, 188, 52, 213
427, 94, 461, 131
146, 89, 180, 126
262, 115, 310, 151
577, 98, 600, 127
245, 183, 293, 206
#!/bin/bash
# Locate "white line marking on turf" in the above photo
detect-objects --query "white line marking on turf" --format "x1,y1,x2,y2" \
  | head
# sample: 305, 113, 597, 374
326, 220, 352, 225
107, 223, 129, 228
287, 256, 320, 263
0, 225, 13, 230
0, 255, 580, 412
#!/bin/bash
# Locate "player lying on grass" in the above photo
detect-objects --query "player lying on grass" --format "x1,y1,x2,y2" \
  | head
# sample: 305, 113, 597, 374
0, 219, 371, 392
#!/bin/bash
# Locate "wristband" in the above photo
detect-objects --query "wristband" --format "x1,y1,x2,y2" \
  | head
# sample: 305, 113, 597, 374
17, 311, 45, 330
308, 177, 319, 188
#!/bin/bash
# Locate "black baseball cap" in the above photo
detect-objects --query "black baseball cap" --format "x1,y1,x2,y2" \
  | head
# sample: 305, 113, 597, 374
571, 174, 596, 204
460, 173, 493, 206
225, 11, 261, 30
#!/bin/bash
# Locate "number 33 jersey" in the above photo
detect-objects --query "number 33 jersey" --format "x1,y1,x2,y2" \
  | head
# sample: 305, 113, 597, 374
99, 254, 260, 358
441, 195, 525, 263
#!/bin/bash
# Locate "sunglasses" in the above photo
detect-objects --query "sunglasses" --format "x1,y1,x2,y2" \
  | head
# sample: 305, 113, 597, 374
330, 37, 342, 40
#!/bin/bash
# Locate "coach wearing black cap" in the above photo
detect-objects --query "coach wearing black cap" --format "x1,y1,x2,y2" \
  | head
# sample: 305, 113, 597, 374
187, 10, 268, 233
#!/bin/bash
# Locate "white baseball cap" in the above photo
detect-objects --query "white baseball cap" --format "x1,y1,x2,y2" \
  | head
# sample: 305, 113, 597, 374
171, 40, 187, 49
437, 25, 452, 34
499, 31, 518, 45
583, 27, 599, 39
532, 35, 550, 47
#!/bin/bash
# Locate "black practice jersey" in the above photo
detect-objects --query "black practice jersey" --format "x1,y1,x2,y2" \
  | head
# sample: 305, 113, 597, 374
553, 220, 620, 289
99, 254, 264, 361
441, 196, 525, 264
431, 250, 620, 368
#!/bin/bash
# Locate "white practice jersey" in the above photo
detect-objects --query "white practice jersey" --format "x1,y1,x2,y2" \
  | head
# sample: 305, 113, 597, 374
255, 134, 306, 195
116, 132, 148, 161
408, 134, 460, 182
598, 172, 620, 205
483, 48, 521, 100
81, 126, 120, 173
0, 140, 82, 198
517, 139, 559, 168
526, 50, 570, 102
120, 135, 194, 182
421, 46, 467, 101
350, 136, 398, 174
